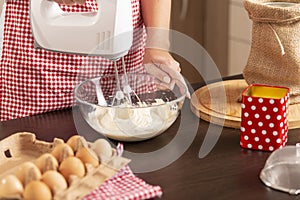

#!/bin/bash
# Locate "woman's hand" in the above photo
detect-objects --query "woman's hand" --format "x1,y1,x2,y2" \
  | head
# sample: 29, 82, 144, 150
143, 48, 190, 98
53, 0, 86, 5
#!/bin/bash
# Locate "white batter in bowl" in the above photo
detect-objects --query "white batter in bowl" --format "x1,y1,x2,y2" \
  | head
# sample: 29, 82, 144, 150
74, 74, 186, 141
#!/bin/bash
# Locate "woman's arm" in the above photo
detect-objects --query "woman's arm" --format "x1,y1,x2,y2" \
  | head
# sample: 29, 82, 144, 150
141, 0, 189, 97
141, 0, 172, 50
141, 0, 171, 28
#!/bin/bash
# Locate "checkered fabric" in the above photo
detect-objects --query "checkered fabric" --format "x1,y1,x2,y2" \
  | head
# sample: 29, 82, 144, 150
83, 165, 163, 200
83, 143, 162, 200
0, 0, 146, 121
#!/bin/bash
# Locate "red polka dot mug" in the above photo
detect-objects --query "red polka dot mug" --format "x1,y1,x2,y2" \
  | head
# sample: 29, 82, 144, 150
240, 84, 290, 152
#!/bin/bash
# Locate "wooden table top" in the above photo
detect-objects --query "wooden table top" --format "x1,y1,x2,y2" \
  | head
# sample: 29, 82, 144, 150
1, 75, 300, 200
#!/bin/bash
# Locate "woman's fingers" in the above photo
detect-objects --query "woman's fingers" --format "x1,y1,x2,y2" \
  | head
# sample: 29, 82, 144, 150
142, 49, 190, 98
144, 63, 172, 84
52, 0, 86, 5
75, 0, 86, 5
151, 57, 181, 73
144, 62, 190, 98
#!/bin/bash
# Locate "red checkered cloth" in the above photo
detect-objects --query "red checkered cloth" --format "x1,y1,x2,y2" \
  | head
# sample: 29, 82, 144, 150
83, 144, 162, 200
0, 0, 146, 121
83, 165, 163, 200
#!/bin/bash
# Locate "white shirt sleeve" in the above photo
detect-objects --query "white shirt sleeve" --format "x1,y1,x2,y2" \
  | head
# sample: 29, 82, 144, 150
0, 1, 6, 59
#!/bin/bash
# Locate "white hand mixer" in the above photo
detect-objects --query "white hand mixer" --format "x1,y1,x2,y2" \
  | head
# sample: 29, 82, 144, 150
30, 0, 139, 106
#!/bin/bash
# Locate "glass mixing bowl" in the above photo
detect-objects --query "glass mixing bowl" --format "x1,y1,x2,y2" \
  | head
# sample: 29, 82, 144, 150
74, 73, 186, 141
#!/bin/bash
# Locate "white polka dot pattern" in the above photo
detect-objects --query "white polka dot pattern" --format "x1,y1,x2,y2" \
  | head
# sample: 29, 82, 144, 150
240, 85, 289, 152
0, 0, 146, 121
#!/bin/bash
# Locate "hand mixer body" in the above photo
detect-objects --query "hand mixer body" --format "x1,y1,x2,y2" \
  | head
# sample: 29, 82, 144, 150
30, 0, 133, 60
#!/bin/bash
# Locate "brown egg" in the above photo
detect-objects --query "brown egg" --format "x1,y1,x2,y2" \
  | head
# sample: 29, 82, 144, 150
66, 135, 88, 153
23, 180, 52, 200
14, 162, 42, 186
41, 170, 67, 194
51, 143, 74, 163
76, 147, 99, 168
91, 139, 113, 162
34, 153, 59, 173
59, 156, 85, 181
0, 174, 24, 198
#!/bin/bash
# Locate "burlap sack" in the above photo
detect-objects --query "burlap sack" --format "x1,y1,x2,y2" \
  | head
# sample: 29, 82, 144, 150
243, 0, 300, 103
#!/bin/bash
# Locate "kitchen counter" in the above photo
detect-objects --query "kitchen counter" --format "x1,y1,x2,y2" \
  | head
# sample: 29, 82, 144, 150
1, 75, 300, 200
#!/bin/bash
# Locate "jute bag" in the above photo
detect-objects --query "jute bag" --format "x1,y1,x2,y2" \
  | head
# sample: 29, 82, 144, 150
243, 0, 300, 103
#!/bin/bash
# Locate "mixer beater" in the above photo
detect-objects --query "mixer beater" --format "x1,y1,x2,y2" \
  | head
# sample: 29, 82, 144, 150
111, 57, 141, 106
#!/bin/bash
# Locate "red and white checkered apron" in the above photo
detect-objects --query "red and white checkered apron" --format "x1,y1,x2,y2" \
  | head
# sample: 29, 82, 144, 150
0, 0, 146, 121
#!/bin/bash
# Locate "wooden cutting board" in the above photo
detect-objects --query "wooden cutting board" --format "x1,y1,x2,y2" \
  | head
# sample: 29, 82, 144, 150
190, 79, 300, 129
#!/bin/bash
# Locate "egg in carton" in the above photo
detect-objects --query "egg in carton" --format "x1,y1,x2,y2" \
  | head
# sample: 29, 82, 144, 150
0, 132, 130, 200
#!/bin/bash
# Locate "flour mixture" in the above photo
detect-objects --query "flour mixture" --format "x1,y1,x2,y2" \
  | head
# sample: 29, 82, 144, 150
88, 99, 179, 140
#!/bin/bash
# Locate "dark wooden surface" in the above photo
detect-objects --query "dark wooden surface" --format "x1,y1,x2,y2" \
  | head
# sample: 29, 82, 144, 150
1, 75, 300, 200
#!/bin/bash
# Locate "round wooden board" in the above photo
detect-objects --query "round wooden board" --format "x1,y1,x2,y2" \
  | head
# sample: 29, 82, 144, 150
190, 79, 300, 129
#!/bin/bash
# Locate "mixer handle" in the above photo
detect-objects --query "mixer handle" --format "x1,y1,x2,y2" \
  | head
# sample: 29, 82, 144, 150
30, 0, 117, 26
30, 0, 133, 59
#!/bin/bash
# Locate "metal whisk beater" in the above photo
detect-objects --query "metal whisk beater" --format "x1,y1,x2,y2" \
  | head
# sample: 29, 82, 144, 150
111, 57, 141, 106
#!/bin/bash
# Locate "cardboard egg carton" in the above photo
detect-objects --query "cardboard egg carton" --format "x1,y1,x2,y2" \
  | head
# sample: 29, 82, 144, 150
0, 132, 131, 200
